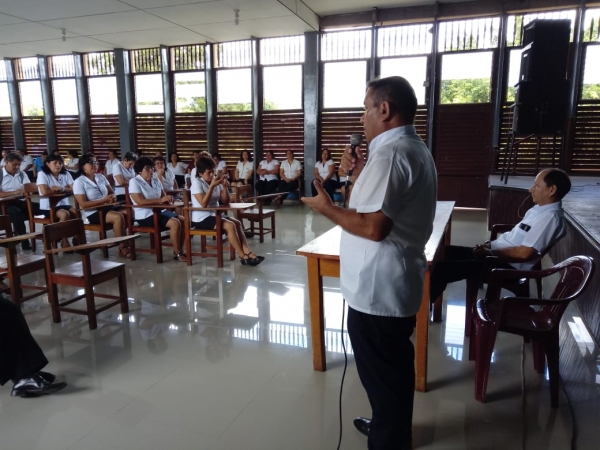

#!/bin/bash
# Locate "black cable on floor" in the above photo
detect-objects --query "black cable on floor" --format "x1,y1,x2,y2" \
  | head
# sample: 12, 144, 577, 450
336, 300, 348, 450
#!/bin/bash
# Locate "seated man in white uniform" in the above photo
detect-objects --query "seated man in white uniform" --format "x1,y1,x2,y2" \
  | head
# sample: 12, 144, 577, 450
430, 168, 571, 302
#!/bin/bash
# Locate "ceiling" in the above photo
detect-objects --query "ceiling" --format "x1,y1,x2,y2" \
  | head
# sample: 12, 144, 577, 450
0, 0, 434, 59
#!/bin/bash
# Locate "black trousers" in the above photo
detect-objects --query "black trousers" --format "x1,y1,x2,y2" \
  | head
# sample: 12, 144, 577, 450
429, 245, 514, 303
347, 306, 416, 450
276, 179, 299, 200
5, 200, 39, 236
311, 178, 338, 200
255, 179, 279, 196
0, 298, 48, 386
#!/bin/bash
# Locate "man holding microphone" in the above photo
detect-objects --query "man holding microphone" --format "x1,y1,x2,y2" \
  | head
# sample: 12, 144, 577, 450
302, 76, 437, 449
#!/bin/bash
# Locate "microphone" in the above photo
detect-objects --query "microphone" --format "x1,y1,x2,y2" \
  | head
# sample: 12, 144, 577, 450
346, 134, 363, 189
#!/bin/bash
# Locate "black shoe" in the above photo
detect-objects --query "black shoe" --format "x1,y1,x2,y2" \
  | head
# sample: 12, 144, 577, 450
22, 242, 32, 251
11, 373, 67, 398
38, 371, 56, 384
353, 417, 371, 437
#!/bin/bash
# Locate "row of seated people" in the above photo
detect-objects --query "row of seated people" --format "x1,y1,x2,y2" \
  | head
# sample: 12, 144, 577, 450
0, 152, 265, 267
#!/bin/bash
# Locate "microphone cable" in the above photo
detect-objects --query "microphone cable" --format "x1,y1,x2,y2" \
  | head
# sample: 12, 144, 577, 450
336, 299, 349, 450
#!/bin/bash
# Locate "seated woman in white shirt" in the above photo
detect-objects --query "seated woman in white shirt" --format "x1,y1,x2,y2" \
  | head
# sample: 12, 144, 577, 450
191, 156, 263, 266
113, 152, 137, 202
0, 149, 7, 169
153, 156, 177, 190
213, 153, 227, 177
129, 157, 186, 262
73, 154, 132, 258
231, 150, 254, 187
104, 150, 120, 180
255, 151, 280, 198
312, 148, 338, 200
65, 149, 80, 180
168, 152, 188, 188
36, 154, 77, 251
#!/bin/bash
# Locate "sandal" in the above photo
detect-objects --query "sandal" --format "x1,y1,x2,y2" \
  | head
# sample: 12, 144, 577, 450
247, 252, 265, 262
242, 253, 262, 266
119, 245, 132, 258
173, 251, 187, 262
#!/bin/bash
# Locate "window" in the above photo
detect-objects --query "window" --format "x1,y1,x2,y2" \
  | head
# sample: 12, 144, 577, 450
323, 61, 366, 108
52, 79, 79, 115
19, 80, 44, 116
175, 71, 205, 113
217, 68, 251, 112
505, 49, 522, 102
88, 77, 118, 115
134, 74, 164, 113
263, 65, 302, 110
581, 46, 600, 100
440, 52, 493, 104
380, 57, 428, 105
0, 83, 10, 117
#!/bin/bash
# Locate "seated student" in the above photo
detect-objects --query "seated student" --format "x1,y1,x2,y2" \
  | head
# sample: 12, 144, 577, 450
73, 154, 132, 258
0, 297, 67, 398
17, 149, 34, 181
168, 152, 188, 188
128, 157, 187, 262
0, 149, 8, 169
64, 149, 80, 180
312, 148, 338, 200
0, 152, 40, 250
274, 150, 302, 204
104, 150, 120, 179
153, 156, 177, 190
430, 168, 571, 303
213, 153, 227, 177
37, 153, 77, 250
338, 164, 350, 200
255, 151, 280, 197
33, 151, 48, 180
112, 152, 137, 202
191, 156, 263, 266
231, 150, 254, 187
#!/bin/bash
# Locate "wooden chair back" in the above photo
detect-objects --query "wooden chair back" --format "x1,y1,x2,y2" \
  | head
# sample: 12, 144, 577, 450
0, 214, 14, 237
42, 218, 86, 250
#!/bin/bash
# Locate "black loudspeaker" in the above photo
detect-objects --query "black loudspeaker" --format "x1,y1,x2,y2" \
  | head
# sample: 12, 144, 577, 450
512, 19, 571, 135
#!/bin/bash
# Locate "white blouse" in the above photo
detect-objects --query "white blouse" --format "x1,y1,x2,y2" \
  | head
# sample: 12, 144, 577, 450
112, 162, 135, 195
191, 176, 222, 223
66, 158, 79, 172
73, 174, 110, 218
315, 160, 335, 179
36, 171, 74, 210
236, 161, 253, 180
169, 161, 188, 176
155, 168, 176, 190
128, 175, 164, 220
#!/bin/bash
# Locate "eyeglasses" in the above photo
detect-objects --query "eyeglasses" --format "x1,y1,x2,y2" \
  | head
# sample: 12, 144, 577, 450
142, 166, 155, 172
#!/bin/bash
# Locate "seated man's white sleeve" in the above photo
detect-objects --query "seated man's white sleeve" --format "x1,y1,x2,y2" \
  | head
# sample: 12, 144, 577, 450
520, 215, 564, 253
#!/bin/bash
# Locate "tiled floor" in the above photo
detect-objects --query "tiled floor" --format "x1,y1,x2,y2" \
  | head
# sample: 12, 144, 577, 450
0, 205, 597, 449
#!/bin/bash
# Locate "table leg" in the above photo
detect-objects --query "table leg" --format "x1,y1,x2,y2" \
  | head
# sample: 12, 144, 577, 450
415, 268, 430, 392
307, 257, 326, 371
432, 219, 452, 323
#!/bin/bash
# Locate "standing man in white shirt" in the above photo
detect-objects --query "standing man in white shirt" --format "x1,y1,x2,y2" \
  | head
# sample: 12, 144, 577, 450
255, 151, 280, 198
274, 150, 302, 204
303, 77, 437, 450
16, 149, 34, 181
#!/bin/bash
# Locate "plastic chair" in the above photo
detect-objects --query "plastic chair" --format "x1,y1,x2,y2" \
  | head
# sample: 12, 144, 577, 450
468, 255, 594, 407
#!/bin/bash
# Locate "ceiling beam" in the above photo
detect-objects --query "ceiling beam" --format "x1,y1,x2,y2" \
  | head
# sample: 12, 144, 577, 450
320, 0, 585, 29
278, 0, 320, 30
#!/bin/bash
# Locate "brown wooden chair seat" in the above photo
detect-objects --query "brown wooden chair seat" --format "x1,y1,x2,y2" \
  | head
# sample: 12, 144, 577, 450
182, 189, 235, 267
0, 215, 48, 304
123, 187, 172, 263
239, 194, 276, 243
42, 218, 139, 330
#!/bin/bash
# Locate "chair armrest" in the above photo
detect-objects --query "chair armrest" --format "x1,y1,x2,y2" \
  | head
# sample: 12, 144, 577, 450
490, 224, 516, 241
78, 202, 123, 211
44, 234, 140, 255
0, 232, 41, 247
502, 297, 572, 307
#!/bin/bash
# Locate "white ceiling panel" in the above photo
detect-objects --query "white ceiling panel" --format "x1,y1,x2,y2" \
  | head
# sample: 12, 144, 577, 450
0, 22, 78, 45
0, 13, 28, 26
0, 44, 34, 58
0, 0, 135, 22
91, 26, 209, 49
41, 11, 175, 36
123, 0, 218, 8
8, 36, 116, 56
188, 15, 311, 41
149, 0, 291, 26
303, 0, 432, 16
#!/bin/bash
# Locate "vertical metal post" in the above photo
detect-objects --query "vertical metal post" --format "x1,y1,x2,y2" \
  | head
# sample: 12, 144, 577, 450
368, 8, 380, 80
204, 44, 218, 155
37, 55, 57, 152
73, 53, 91, 154
303, 31, 320, 197
492, 13, 508, 149
114, 48, 135, 155
251, 37, 263, 167
5, 59, 25, 150
160, 45, 176, 159
426, 16, 439, 153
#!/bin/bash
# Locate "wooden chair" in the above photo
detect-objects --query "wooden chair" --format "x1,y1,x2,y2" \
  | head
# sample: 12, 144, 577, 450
0, 215, 48, 304
468, 256, 594, 406
239, 194, 277, 243
24, 183, 70, 251
123, 187, 172, 263
230, 184, 252, 203
42, 219, 139, 330
73, 198, 135, 259
182, 190, 235, 268
106, 174, 115, 187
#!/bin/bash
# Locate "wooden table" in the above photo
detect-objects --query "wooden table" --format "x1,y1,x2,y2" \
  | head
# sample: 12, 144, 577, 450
296, 201, 455, 392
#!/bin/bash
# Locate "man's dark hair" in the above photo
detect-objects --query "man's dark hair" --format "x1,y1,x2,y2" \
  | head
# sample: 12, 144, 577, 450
367, 76, 418, 123
134, 157, 154, 174
5, 152, 23, 163
196, 155, 216, 177
43, 154, 67, 175
543, 168, 571, 201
